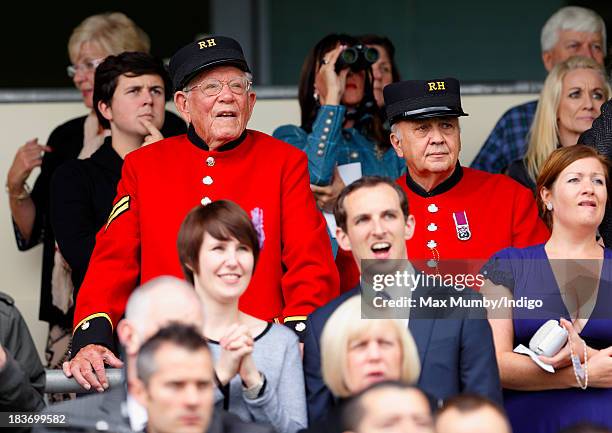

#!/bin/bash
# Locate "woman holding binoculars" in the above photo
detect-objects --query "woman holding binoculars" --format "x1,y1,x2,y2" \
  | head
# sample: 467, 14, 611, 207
273, 33, 404, 214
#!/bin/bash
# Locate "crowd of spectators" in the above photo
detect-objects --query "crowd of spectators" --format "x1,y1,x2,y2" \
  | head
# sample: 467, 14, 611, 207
4, 5, 612, 433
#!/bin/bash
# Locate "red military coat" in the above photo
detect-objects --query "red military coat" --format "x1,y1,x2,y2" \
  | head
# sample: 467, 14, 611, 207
337, 165, 549, 291
72, 129, 339, 353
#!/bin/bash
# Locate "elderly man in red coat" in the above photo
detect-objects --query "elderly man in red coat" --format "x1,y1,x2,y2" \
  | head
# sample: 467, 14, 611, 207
336, 77, 549, 291
66, 36, 339, 392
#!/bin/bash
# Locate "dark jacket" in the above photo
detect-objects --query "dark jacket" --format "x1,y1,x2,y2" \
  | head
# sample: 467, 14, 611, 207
303, 284, 502, 423
50, 138, 123, 292
0, 291, 45, 412
35, 384, 275, 433
14, 112, 186, 327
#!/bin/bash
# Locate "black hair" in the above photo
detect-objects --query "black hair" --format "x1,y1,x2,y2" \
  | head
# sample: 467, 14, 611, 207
94, 51, 172, 129
136, 323, 209, 385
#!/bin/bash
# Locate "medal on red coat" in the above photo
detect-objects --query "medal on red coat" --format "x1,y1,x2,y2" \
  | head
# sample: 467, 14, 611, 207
453, 211, 471, 241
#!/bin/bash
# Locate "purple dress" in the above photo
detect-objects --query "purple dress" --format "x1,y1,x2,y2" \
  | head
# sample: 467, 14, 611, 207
484, 244, 612, 433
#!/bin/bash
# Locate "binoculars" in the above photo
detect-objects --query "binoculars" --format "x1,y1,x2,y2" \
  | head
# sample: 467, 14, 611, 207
334, 44, 379, 73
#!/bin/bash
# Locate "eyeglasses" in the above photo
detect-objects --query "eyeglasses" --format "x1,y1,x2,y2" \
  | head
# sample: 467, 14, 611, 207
186, 77, 252, 97
66, 58, 105, 78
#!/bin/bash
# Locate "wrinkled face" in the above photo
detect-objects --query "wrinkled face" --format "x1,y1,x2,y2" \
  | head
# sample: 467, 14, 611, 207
391, 117, 461, 178
193, 233, 255, 304
98, 74, 166, 139
369, 44, 393, 108
175, 66, 256, 149
543, 30, 605, 71
541, 157, 607, 230
72, 41, 109, 109
337, 184, 414, 270
353, 388, 434, 433
435, 407, 511, 433
557, 68, 606, 141
140, 345, 214, 433
344, 321, 403, 393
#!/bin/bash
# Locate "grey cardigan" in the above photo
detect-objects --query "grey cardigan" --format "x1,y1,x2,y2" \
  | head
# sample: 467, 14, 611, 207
209, 323, 307, 433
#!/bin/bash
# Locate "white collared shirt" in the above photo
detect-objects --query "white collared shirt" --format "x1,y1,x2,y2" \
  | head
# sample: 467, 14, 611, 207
126, 393, 148, 432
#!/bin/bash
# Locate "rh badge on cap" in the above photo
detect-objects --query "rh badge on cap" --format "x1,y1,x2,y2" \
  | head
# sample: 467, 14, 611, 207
453, 211, 471, 241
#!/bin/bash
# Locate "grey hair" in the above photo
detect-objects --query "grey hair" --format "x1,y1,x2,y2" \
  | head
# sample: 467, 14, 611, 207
541, 6, 606, 55
390, 122, 402, 140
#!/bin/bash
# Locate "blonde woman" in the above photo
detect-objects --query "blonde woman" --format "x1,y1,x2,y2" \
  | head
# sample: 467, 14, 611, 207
507, 55, 611, 192
304, 296, 420, 433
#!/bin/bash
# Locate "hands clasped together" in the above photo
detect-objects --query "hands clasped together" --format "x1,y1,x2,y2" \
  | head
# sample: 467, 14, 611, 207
215, 324, 263, 389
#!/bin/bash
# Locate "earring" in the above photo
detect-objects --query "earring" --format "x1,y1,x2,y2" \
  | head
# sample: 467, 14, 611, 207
313, 91, 319, 102
546, 202, 553, 211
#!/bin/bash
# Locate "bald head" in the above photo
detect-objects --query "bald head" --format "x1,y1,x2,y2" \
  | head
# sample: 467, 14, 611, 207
122, 276, 204, 345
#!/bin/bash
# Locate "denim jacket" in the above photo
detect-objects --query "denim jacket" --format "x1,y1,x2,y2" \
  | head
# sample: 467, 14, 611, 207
273, 105, 405, 185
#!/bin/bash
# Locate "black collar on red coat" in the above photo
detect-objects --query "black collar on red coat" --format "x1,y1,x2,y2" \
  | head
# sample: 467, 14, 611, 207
404, 162, 463, 197
187, 123, 247, 151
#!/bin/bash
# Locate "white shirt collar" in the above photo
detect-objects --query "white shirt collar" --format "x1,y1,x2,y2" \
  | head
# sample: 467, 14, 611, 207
126, 393, 148, 432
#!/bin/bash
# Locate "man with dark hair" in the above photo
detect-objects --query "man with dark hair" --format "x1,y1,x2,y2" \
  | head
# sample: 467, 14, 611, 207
435, 394, 511, 433
472, 6, 606, 173
303, 176, 502, 423
67, 35, 339, 392
50, 51, 169, 296
133, 324, 273, 433
133, 324, 213, 433
341, 381, 434, 433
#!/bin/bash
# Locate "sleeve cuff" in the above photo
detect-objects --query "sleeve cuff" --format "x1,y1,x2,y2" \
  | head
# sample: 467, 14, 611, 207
71, 314, 115, 357
283, 316, 308, 342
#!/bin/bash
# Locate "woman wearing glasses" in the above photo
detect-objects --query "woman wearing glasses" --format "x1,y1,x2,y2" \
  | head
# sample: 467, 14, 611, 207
4, 12, 185, 386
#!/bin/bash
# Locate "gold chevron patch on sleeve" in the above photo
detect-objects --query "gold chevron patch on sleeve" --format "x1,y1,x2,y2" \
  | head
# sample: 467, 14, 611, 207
105, 195, 130, 231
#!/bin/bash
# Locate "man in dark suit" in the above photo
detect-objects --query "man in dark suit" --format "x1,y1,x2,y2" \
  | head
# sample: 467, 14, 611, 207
303, 176, 502, 423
